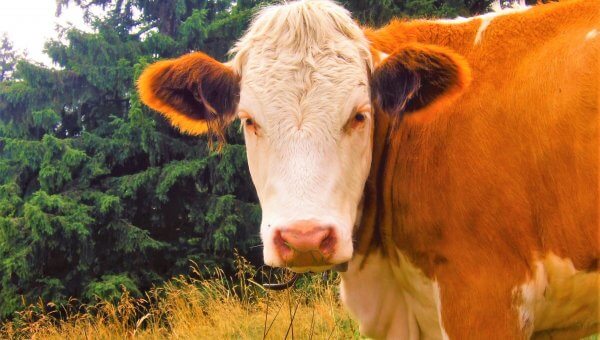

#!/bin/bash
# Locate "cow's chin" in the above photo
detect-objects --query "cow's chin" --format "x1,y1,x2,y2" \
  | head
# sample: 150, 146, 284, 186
288, 261, 350, 273
289, 264, 335, 273
264, 255, 353, 273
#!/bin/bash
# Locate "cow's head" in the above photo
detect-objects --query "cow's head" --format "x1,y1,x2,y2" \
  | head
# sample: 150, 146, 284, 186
138, 0, 470, 272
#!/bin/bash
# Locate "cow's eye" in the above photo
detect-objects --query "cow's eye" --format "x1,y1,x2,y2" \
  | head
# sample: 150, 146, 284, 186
354, 113, 366, 123
345, 110, 369, 132
238, 111, 260, 135
352, 103, 371, 127
243, 118, 258, 134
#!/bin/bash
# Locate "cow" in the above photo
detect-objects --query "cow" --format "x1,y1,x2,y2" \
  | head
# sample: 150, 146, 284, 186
137, 0, 599, 338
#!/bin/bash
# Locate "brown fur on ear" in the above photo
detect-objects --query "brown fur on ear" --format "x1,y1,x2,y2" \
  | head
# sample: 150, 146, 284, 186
372, 43, 471, 122
137, 52, 241, 138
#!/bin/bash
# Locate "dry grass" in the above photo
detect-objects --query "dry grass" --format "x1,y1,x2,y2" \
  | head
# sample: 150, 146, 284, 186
0, 255, 359, 340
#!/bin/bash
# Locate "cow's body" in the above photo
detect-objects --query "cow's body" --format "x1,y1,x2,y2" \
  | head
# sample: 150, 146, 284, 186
347, 2, 599, 338
137, 0, 599, 338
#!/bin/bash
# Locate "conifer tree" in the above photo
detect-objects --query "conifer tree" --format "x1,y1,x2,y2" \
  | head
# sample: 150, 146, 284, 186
0, 0, 262, 319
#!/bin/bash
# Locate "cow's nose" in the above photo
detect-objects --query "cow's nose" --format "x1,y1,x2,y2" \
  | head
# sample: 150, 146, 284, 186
273, 221, 336, 267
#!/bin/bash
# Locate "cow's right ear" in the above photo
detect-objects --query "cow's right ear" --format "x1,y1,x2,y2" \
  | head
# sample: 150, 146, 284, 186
137, 52, 240, 135
371, 43, 471, 122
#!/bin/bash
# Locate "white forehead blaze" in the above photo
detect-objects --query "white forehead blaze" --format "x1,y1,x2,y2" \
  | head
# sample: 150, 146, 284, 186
228, 0, 374, 268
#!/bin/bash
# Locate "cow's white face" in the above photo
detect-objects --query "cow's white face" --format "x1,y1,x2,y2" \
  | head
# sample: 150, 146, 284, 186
228, 1, 374, 272
237, 55, 372, 271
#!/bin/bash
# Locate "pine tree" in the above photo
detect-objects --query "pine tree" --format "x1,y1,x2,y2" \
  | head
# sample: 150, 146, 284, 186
0, 35, 21, 82
0, 0, 262, 319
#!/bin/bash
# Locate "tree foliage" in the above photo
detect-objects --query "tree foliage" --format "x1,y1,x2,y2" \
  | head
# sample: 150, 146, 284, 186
0, 35, 22, 82
1, 0, 497, 319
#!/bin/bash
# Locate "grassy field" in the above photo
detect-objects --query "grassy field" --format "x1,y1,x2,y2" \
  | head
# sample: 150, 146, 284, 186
0, 256, 359, 340
2, 255, 597, 340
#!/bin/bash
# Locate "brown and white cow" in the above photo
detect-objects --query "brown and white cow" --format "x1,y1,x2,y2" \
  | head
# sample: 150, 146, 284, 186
137, 0, 599, 338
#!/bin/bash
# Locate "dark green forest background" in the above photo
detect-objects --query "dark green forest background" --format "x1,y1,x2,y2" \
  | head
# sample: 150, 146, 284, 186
1, 0, 530, 319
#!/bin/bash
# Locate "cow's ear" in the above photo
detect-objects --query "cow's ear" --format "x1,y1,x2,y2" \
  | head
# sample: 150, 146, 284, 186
371, 43, 471, 120
137, 52, 240, 136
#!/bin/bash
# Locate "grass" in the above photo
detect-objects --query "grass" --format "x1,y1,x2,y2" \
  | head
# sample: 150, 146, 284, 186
0, 255, 359, 340
3, 253, 595, 340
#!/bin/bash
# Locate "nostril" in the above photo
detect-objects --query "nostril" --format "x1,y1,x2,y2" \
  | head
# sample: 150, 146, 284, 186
274, 230, 293, 257
319, 230, 336, 255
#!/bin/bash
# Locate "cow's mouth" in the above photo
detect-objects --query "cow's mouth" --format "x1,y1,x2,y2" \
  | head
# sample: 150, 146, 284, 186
333, 262, 349, 272
263, 261, 349, 291
289, 264, 335, 273
288, 261, 349, 274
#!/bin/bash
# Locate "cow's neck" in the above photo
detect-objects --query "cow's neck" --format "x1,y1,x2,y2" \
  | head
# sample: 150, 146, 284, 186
357, 17, 487, 274
356, 87, 459, 279
355, 105, 392, 259
355, 21, 477, 268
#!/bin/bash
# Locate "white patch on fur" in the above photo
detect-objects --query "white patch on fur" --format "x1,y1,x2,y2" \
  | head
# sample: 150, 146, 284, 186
473, 4, 530, 45
432, 282, 450, 340
341, 251, 445, 339
377, 51, 390, 63
474, 15, 494, 45
585, 29, 598, 41
390, 250, 445, 340
228, 0, 374, 268
436, 16, 473, 25
513, 253, 599, 337
341, 253, 419, 339
438, 1, 532, 45
513, 261, 545, 337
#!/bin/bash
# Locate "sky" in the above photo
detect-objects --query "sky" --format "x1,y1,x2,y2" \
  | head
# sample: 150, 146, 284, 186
0, 0, 92, 66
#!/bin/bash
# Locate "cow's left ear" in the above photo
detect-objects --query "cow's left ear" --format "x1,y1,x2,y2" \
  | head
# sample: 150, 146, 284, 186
371, 43, 471, 120
137, 52, 240, 136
